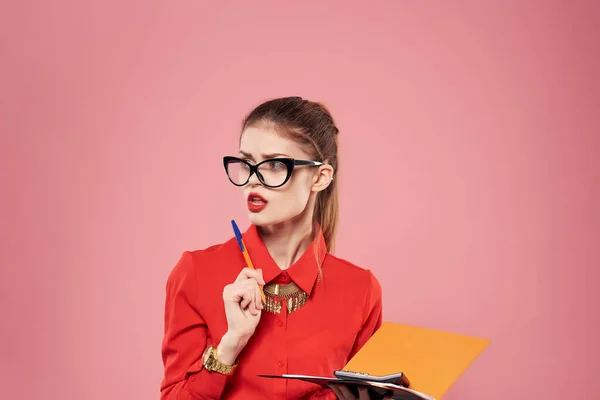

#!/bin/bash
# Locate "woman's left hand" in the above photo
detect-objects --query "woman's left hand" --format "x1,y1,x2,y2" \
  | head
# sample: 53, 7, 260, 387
328, 384, 393, 400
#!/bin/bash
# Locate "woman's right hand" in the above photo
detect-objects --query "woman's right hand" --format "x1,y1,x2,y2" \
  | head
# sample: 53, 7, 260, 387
217, 267, 265, 364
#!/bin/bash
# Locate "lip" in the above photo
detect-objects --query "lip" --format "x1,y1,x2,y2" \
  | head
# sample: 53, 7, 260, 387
247, 192, 268, 213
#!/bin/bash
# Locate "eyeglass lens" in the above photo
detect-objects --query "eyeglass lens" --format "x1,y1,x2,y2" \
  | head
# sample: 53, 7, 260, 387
226, 159, 289, 186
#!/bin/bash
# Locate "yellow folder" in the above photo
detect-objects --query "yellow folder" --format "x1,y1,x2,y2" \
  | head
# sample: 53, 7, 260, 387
342, 322, 490, 399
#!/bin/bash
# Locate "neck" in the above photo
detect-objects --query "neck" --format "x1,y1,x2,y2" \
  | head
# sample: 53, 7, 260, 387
259, 212, 315, 270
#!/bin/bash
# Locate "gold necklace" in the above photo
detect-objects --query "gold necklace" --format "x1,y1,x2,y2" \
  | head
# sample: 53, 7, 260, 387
263, 281, 308, 314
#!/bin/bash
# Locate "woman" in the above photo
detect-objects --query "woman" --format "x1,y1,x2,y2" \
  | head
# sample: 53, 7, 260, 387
160, 97, 385, 399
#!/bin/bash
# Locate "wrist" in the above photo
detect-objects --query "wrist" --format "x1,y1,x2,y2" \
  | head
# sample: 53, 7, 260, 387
217, 331, 249, 365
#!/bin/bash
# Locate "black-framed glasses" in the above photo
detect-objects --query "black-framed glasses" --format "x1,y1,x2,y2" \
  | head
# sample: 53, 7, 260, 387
223, 156, 323, 188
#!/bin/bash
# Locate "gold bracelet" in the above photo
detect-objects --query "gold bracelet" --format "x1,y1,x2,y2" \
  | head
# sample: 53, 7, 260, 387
202, 345, 238, 375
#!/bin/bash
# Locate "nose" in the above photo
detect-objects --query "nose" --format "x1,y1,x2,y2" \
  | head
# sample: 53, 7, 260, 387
247, 170, 261, 186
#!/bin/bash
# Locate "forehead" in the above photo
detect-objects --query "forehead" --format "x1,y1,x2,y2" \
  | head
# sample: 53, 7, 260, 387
239, 125, 310, 160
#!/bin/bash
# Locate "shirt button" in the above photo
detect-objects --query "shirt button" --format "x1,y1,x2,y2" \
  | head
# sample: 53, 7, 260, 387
277, 361, 284, 368
277, 320, 283, 327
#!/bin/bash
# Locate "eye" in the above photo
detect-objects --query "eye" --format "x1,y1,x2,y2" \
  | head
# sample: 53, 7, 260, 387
236, 159, 252, 170
267, 160, 286, 171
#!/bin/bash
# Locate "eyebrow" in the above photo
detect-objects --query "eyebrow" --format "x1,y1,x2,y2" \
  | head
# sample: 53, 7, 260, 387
238, 151, 291, 160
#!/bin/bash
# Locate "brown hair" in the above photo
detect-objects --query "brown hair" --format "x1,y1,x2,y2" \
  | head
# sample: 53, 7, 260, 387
241, 96, 340, 253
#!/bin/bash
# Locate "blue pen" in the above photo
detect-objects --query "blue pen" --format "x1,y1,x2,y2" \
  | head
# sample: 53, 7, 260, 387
231, 220, 265, 303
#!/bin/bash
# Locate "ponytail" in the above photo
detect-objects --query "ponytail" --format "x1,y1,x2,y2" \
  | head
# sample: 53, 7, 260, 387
314, 175, 339, 254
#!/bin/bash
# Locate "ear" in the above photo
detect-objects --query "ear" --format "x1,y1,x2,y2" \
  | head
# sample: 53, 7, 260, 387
311, 164, 335, 193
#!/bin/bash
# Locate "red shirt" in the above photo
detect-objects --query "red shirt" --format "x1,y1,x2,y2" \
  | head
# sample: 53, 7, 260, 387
160, 225, 383, 399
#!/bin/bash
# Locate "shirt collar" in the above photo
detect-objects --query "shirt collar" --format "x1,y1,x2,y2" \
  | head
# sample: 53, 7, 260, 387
242, 224, 327, 295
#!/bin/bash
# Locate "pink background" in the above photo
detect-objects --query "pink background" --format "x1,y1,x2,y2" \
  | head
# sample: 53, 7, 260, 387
1, 1, 599, 399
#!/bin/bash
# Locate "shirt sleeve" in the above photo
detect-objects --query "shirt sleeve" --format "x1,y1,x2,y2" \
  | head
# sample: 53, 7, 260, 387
349, 270, 384, 358
160, 251, 233, 400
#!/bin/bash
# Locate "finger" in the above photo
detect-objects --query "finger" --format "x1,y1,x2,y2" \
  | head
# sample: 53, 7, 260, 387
239, 284, 258, 315
240, 279, 262, 310
225, 282, 254, 303
242, 280, 261, 309
338, 385, 358, 400
224, 282, 260, 314
248, 290, 258, 315
254, 282, 263, 309
328, 384, 345, 399
329, 384, 357, 400
240, 291, 251, 310
357, 387, 370, 400
257, 268, 265, 285
237, 285, 254, 308
236, 267, 265, 285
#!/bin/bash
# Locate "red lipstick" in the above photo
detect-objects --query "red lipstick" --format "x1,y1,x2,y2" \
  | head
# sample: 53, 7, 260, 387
247, 192, 268, 213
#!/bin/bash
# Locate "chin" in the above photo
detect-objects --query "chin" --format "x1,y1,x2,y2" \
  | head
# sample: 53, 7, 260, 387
247, 212, 275, 227
247, 209, 294, 227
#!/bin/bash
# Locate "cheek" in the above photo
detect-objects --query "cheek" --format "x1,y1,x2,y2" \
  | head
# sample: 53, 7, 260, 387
287, 184, 311, 209
284, 172, 313, 207
250, 178, 313, 224
272, 183, 311, 216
